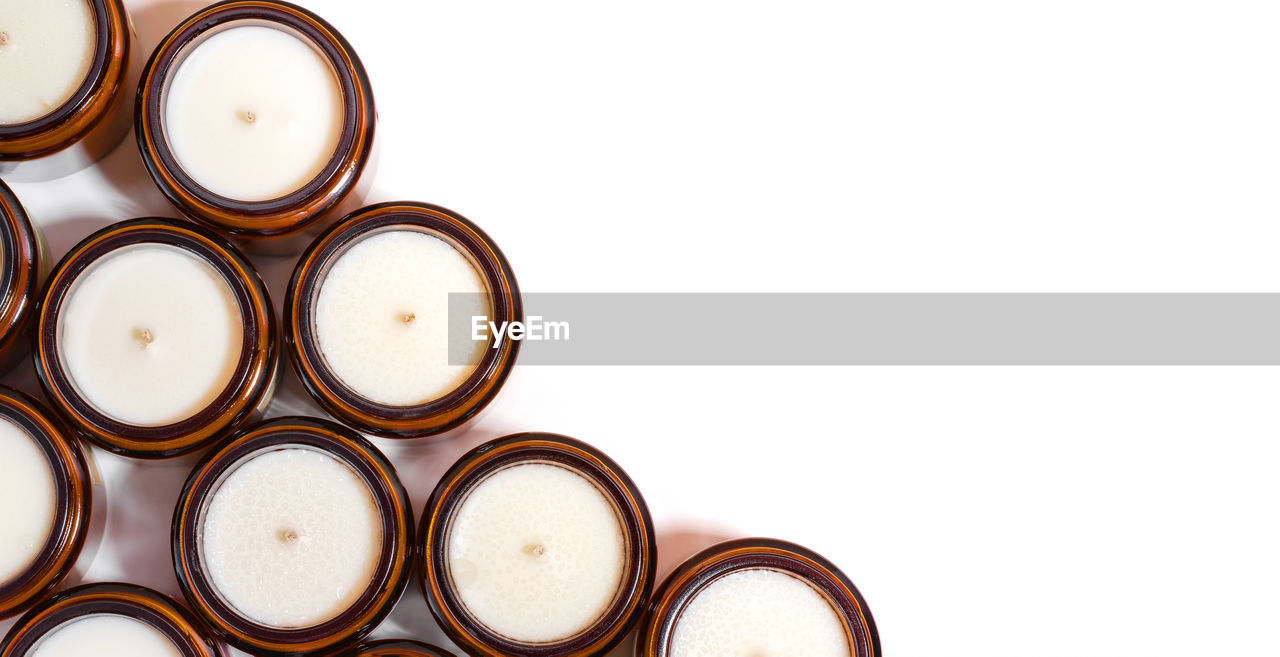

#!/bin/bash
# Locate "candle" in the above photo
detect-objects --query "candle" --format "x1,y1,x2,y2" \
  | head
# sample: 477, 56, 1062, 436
669, 569, 851, 657
637, 539, 880, 657
0, 181, 46, 374
29, 615, 180, 657
37, 220, 276, 458
0, 416, 55, 586
174, 417, 412, 654
0, 583, 222, 657
163, 24, 344, 202
200, 447, 382, 628
57, 243, 244, 427
313, 229, 489, 407
0, 0, 95, 126
137, 2, 375, 249
287, 203, 521, 437
447, 462, 627, 642
421, 434, 656, 656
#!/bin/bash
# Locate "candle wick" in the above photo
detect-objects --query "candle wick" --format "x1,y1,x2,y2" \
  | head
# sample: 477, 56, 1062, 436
402, 312, 416, 324
0, 32, 8, 46
526, 543, 546, 558
278, 529, 299, 544
137, 328, 154, 348
243, 110, 256, 124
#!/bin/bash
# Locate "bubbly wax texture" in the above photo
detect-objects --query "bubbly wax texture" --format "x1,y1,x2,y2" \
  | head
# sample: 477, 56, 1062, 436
201, 448, 383, 628
164, 24, 343, 201
314, 230, 490, 406
447, 463, 626, 643
0, 416, 55, 585
58, 244, 244, 426
669, 568, 852, 657
0, 0, 95, 125
31, 615, 182, 657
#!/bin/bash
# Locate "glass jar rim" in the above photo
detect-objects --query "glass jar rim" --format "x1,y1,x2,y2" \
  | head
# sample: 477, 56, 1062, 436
420, 432, 656, 657
135, 0, 375, 237
0, 387, 92, 621
33, 218, 277, 458
636, 538, 882, 657
286, 202, 522, 438
173, 416, 413, 655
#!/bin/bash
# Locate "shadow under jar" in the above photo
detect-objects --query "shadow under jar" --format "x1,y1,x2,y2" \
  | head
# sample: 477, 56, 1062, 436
0, 387, 93, 620
0, 582, 222, 657
635, 538, 881, 657
33, 218, 277, 459
286, 202, 521, 438
0, 0, 133, 182
421, 433, 657, 657
0, 180, 46, 373
136, 0, 376, 253
173, 416, 413, 656
344, 639, 458, 657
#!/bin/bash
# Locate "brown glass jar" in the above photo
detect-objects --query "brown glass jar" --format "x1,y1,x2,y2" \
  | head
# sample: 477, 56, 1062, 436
0, 0, 134, 182
635, 538, 881, 657
136, 0, 376, 253
173, 416, 414, 656
420, 433, 656, 657
345, 639, 458, 657
33, 218, 278, 459
285, 202, 521, 438
0, 582, 222, 656
0, 388, 93, 620
0, 180, 46, 373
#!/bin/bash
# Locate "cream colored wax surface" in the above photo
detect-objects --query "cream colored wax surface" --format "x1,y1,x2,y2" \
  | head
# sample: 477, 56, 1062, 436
0, 416, 56, 585
58, 244, 244, 427
164, 24, 343, 201
669, 568, 852, 657
0, 0, 96, 125
314, 230, 489, 406
31, 615, 182, 657
446, 463, 626, 643
201, 448, 383, 628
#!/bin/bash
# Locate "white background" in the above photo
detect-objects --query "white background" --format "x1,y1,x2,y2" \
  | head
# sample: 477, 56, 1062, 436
3, 1, 1280, 655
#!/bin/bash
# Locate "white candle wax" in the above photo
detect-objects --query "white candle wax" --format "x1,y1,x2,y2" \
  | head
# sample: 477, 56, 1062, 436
31, 614, 181, 657
0, 416, 56, 585
58, 244, 244, 427
314, 230, 489, 406
164, 24, 343, 202
669, 568, 852, 657
0, 0, 95, 125
447, 463, 626, 643
201, 448, 382, 628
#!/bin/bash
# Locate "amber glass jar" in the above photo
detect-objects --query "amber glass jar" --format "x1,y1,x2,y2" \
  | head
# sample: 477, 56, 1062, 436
33, 218, 277, 458
286, 202, 521, 438
0, 388, 93, 620
136, 0, 376, 253
420, 433, 656, 657
0, 583, 222, 656
173, 416, 413, 655
0, 0, 134, 181
0, 180, 46, 372
635, 538, 881, 657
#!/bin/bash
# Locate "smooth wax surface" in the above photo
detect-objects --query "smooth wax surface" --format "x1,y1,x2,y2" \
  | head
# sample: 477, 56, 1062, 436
669, 568, 852, 657
164, 24, 344, 201
0, 0, 95, 125
201, 448, 383, 628
0, 416, 56, 585
447, 463, 626, 643
314, 230, 490, 406
58, 244, 244, 426
30, 615, 182, 657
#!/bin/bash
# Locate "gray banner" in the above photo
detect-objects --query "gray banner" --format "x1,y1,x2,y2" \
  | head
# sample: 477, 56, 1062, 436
449, 293, 1280, 365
